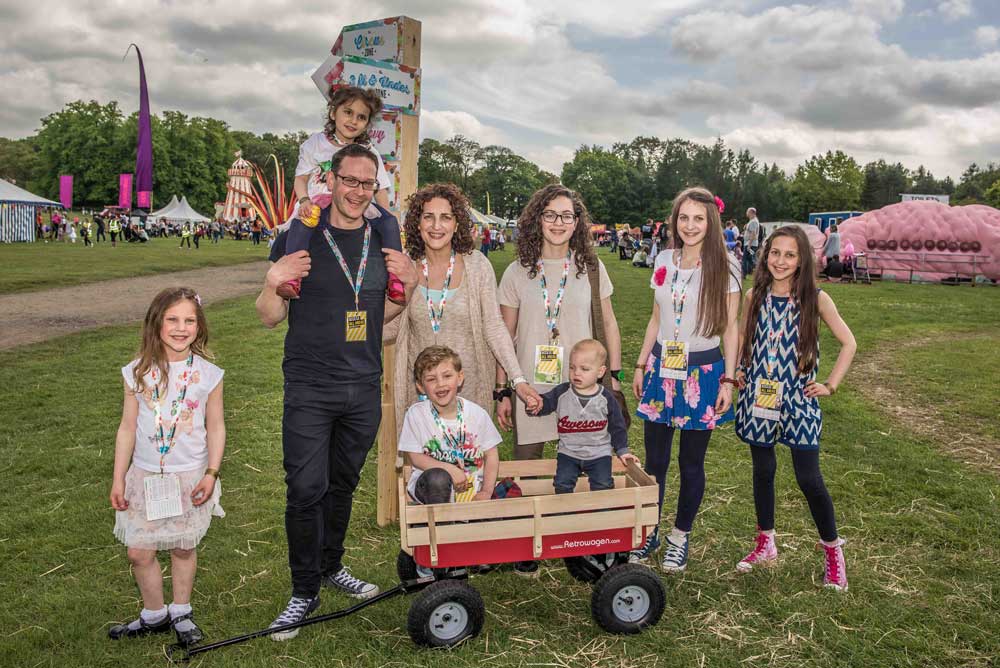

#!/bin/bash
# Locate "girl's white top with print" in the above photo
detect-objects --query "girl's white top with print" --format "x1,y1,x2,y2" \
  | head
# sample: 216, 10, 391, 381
122, 355, 224, 473
398, 399, 502, 496
652, 250, 741, 353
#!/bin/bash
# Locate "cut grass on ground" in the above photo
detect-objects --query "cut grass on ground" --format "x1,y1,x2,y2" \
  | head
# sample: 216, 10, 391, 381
0, 249, 998, 667
0, 238, 270, 295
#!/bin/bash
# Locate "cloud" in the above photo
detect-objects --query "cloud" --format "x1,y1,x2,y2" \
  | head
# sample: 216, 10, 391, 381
849, 0, 905, 23
420, 110, 506, 146
938, 0, 972, 21
975, 26, 999, 50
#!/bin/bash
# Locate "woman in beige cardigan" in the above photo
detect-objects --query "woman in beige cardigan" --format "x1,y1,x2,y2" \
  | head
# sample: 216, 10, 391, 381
384, 183, 541, 436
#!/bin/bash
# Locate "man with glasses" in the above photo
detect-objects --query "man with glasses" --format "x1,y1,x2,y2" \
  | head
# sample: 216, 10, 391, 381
256, 143, 417, 640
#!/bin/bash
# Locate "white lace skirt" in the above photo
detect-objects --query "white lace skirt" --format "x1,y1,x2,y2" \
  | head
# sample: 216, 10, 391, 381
113, 464, 225, 550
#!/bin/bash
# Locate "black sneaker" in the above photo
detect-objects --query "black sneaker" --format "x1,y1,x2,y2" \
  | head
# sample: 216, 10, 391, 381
513, 560, 539, 577
269, 596, 320, 641
321, 567, 380, 599
108, 613, 171, 640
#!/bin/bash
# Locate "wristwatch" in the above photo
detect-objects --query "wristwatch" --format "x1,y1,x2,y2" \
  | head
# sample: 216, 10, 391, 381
509, 376, 527, 388
493, 387, 513, 401
610, 369, 624, 382
204, 468, 220, 479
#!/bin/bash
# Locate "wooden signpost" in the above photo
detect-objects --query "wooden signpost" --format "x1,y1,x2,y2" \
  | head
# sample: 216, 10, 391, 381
314, 16, 421, 526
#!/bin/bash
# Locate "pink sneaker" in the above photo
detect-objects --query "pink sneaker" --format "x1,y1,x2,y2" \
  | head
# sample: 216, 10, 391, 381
818, 538, 848, 591
736, 530, 778, 573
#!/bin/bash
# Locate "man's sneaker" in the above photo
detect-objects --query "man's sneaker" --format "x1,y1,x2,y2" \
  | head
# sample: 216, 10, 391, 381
269, 596, 320, 641
322, 567, 380, 599
513, 560, 539, 578
819, 538, 848, 591
629, 526, 661, 564
660, 531, 689, 573
737, 531, 778, 573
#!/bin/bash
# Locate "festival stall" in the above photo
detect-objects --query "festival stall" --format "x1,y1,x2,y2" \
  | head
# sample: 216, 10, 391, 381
838, 200, 1000, 283
0, 178, 63, 243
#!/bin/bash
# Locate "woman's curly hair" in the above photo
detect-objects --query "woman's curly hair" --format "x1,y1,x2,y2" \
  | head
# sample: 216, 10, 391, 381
323, 86, 383, 145
515, 184, 596, 278
403, 183, 476, 260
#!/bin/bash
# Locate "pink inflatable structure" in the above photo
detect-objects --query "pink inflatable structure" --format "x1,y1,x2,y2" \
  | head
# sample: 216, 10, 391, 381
838, 201, 1000, 282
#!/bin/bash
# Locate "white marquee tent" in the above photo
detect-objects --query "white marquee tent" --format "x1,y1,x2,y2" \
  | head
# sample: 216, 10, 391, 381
147, 195, 211, 224
0, 178, 63, 243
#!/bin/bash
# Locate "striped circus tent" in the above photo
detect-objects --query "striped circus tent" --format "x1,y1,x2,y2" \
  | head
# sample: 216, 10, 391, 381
0, 178, 63, 243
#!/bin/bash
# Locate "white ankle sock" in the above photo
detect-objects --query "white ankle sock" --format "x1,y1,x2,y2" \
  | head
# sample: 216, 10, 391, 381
127, 606, 167, 630
670, 527, 688, 542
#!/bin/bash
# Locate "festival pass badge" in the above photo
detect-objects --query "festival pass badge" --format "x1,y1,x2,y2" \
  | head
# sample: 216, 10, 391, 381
453, 474, 479, 503
144, 474, 183, 522
345, 311, 367, 342
533, 345, 564, 385
659, 340, 689, 380
752, 379, 783, 421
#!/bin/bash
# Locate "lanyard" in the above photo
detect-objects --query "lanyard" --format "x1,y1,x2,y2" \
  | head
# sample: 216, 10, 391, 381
763, 292, 796, 377
151, 353, 194, 473
421, 251, 456, 333
430, 398, 466, 456
670, 250, 702, 340
538, 253, 571, 342
322, 224, 371, 311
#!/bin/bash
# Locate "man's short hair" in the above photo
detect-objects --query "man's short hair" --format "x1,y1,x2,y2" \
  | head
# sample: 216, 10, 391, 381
413, 345, 463, 384
328, 142, 378, 178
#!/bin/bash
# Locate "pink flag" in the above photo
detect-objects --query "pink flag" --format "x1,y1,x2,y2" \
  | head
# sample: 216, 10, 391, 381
59, 175, 73, 210
119, 173, 133, 209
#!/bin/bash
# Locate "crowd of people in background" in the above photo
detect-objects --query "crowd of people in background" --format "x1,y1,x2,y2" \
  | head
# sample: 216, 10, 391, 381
32, 209, 271, 249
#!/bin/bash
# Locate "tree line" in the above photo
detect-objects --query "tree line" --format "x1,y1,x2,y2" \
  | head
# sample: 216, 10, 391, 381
2, 100, 998, 224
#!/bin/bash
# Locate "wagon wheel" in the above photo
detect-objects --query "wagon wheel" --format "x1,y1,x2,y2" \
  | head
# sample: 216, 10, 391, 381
564, 552, 629, 584
590, 564, 665, 634
407, 580, 485, 648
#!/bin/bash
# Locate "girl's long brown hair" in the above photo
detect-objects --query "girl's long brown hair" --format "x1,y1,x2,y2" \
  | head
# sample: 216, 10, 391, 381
739, 226, 819, 374
669, 187, 739, 337
515, 184, 596, 278
403, 183, 476, 260
133, 287, 211, 395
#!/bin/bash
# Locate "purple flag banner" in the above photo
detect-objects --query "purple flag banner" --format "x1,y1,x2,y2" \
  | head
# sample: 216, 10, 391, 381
59, 175, 73, 209
119, 173, 133, 209
128, 43, 153, 210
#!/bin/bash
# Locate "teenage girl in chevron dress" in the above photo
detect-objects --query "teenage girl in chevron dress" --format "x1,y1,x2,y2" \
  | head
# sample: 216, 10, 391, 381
631, 187, 742, 572
734, 225, 857, 591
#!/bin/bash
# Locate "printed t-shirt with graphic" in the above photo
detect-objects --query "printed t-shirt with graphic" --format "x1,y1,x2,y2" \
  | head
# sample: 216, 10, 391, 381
651, 250, 741, 353
122, 355, 224, 473
398, 399, 502, 500
287, 132, 393, 223
535, 383, 629, 460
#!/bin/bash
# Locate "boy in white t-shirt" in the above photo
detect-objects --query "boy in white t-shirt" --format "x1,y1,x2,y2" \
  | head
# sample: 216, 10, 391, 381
399, 346, 502, 505
276, 86, 404, 303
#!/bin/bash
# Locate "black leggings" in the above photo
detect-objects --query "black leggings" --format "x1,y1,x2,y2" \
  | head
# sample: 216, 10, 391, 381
642, 422, 712, 532
749, 445, 837, 542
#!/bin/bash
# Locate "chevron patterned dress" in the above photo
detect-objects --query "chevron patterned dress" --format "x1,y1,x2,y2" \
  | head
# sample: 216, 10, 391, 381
735, 296, 822, 450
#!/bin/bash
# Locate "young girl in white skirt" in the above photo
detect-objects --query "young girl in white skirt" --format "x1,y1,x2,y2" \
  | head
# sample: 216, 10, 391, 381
108, 287, 225, 647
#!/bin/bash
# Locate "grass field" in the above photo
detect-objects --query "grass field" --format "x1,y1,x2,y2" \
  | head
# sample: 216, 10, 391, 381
1, 248, 998, 667
0, 238, 270, 295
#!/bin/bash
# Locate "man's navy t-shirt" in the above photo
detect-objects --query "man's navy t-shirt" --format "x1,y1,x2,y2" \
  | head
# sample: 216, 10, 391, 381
269, 208, 391, 386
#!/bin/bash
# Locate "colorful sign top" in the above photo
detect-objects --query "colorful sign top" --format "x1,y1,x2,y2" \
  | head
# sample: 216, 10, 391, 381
332, 17, 403, 62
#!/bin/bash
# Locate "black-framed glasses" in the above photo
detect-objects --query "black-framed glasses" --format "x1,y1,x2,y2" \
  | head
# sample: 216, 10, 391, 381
541, 210, 577, 224
335, 174, 379, 192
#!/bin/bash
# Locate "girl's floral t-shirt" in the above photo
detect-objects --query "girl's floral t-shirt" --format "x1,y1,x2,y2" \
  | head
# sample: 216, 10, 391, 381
398, 398, 502, 498
122, 355, 224, 473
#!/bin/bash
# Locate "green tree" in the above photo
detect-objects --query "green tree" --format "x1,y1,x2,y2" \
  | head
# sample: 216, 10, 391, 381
860, 160, 910, 210
561, 146, 645, 226
789, 150, 863, 219
0, 137, 41, 186
984, 179, 1000, 209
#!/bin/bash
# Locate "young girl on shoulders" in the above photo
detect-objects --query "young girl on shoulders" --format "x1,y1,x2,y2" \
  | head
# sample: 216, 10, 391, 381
631, 187, 742, 572
277, 85, 403, 302
108, 287, 226, 646
734, 226, 857, 591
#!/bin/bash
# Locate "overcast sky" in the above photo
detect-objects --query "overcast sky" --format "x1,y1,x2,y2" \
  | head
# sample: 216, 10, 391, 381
1, 0, 998, 179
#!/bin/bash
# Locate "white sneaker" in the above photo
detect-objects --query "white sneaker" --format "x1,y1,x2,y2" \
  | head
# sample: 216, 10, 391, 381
322, 567, 380, 599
